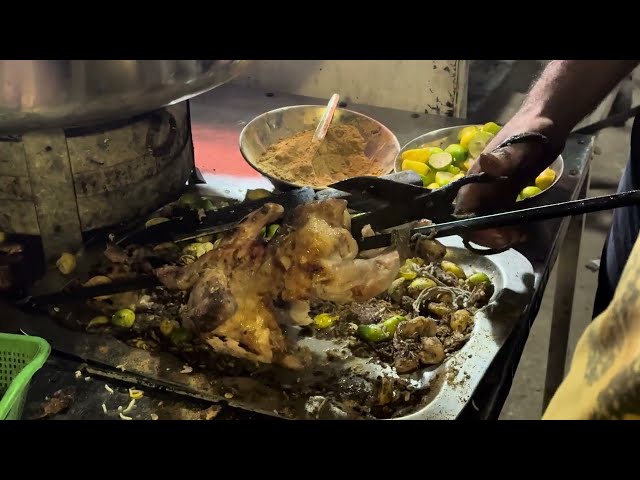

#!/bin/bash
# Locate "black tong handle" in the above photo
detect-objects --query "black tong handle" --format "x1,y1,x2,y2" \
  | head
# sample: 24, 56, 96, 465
358, 190, 640, 251
117, 172, 424, 247
348, 172, 504, 234
18, 276, 160, 308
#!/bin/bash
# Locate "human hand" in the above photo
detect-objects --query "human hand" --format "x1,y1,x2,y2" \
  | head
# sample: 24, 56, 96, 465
454, 118, 565, 250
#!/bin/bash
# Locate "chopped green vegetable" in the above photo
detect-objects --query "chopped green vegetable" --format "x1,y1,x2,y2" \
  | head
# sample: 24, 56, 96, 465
82, 276, 112, 288
467, 131, 495, 158
520, 186, 542, 200
435, 171, 455, 187
245, 189, 272, 201
183, 242, 213, 258
178, 192, 201, 207
182, 244, 199, 256
401, 148, 430, 163
441, 260, 466, 279
195, 242, 215, 258
468, 272, 491, 285
480, 122, 502, 135
178, 192, 218, 211
314, 313, 339, 329
112, 309, 136, 329
428, 152, 454, 171
145, 217, 170, 228
458, 126, 479, 145
169, 327, 193, 346
402, 159, 430, 176
56, 252, 76, 275
357, 324, 390, 343
398, 264, 418, 280
406, 257, 424, 266
159, 319, 176, 337
262, 224, 280, 241
87, 316, 110, 330
382, 315, 406, 336
408, 277, 437, 296
201, 199, 216, 211
425, 146, 444, 156
444, 143, 468, 164
358, 315, 407, 342
419, 171, 436, 187
387, 277, 407, 302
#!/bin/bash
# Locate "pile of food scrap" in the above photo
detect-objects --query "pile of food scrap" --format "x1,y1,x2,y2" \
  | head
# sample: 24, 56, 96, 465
255, 122, 386, 188
49, 192, 238, 369
307, 241, 493, 375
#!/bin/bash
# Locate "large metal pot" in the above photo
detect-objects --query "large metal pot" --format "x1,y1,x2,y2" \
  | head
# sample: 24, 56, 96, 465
0, 103, 196, 260
0, 60, 249, 132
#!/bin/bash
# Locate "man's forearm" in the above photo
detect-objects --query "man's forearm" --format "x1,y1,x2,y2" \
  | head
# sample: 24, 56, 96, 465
517, 60, 639, 142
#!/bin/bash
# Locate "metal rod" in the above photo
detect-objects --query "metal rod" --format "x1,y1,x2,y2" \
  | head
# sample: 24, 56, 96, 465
571, 105, 640, 135
542, 168, 590, 412
21, 276, 159, 306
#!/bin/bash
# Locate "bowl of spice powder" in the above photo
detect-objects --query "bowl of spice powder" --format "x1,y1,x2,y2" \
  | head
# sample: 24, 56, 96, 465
239, 105, 401, 189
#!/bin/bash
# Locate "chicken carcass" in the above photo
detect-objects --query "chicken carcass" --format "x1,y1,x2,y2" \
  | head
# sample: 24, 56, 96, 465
155, 199, 400, 368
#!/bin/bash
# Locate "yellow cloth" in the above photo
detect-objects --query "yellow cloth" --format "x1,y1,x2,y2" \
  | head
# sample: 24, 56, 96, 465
543, 235, 640, 420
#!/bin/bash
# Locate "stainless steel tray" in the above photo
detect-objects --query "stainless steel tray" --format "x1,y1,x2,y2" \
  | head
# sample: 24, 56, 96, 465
400, 236, 534, 419
13, 235, 534, 420
287, 235, 535, 419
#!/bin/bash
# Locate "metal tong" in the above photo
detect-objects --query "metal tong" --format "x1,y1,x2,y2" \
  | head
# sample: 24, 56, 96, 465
113, 170, 424, 247
23, 172, 640, 307
18, 170, 425, 308
327, 130, 640, 252
329, 131, 554, 234
351, 187, 640, 252
113, 187, 318, 247
331, 171, 504, 236
327, 141, 640, 252
110, 132, 550, 247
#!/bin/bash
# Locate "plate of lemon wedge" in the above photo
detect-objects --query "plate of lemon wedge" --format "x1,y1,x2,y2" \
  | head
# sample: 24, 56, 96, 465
394, 122, 563, 203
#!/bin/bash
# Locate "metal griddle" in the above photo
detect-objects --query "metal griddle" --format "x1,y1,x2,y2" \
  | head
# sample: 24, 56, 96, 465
8, 236, 533, 420
9, 168, 537, 420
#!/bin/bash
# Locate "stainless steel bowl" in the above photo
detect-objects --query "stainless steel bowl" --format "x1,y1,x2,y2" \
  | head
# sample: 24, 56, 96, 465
239, 105, 401, 189
395, 125, 564, 202
0, 60, 249, 132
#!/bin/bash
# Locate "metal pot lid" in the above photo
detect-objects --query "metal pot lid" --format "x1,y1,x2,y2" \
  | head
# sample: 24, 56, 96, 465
0, 60, 250, 133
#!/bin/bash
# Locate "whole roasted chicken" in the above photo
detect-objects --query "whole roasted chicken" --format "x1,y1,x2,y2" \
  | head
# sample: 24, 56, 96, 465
155, 199, 400, 368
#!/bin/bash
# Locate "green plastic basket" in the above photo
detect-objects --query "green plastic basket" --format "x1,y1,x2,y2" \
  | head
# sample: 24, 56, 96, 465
0, 333, 51, 420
